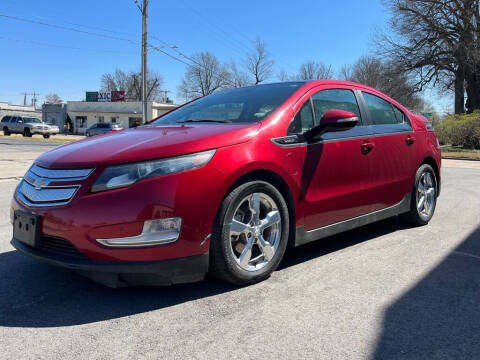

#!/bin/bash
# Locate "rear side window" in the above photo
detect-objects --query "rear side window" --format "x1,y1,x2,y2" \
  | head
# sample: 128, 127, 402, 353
311, 89, 362, 123
362, 92, 398, 125
288, 100, 314, 135
1, 116, 9, 123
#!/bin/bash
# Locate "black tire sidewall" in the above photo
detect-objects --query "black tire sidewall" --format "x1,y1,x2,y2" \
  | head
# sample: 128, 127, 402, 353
215, 181, 289, 284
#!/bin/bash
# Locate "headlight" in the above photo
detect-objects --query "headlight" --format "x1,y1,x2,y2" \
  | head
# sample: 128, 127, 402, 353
91, 149, 216, 193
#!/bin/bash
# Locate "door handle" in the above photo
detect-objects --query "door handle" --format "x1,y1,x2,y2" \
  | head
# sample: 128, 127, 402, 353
406, 135, 416, 145
361, 140, 375, 154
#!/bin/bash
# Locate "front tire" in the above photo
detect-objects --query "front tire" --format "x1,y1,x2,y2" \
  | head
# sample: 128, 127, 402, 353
23, 128, 31, 137
43, 134, 50, 139
400, 164, 437, 226
209, 181, 289, 285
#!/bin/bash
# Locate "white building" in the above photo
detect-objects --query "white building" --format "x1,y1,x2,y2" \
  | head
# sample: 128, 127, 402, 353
66, 101, 178, 134
0, 102, 42, 120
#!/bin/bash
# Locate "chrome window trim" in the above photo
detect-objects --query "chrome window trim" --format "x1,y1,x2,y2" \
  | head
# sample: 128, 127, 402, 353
271, 130, 414, 148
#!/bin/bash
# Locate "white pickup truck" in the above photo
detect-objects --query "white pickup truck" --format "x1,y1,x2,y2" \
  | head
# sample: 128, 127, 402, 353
1, 116, 60, 138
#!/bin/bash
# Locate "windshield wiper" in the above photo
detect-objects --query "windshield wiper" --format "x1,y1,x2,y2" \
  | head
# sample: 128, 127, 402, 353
178, 119, 231, 123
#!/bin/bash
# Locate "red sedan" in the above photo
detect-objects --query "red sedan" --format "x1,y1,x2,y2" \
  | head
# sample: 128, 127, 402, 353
10, 81, 441, 287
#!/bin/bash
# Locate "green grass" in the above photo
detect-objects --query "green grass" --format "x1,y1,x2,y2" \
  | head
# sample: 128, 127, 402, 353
441, 145, 480, 160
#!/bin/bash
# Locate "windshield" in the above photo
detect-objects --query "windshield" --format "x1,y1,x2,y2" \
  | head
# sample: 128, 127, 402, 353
152, 82, 305, 125
24, 118, 42, 124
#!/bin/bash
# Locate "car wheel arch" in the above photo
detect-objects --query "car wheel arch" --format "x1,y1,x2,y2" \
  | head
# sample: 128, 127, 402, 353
419, 157, 441, 197
221, 169, 297, 247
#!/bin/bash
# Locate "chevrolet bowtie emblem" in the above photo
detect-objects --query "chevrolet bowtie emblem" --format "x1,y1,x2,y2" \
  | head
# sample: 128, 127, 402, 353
33, 178, 49, 190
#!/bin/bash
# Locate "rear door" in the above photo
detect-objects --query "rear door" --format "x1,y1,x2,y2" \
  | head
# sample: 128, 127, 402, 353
295, 87, 376, 230
359, 91, 415, 211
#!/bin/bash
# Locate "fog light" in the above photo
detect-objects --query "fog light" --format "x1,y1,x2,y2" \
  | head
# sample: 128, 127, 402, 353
96, 218, 182, 247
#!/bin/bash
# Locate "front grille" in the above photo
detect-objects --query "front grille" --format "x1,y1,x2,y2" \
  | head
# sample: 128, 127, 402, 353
37, 235, 88, 259
17, 165, 93, 207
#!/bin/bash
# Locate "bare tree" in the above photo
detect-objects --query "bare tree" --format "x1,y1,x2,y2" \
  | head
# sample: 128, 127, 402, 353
178, 52, 230, 100
298, 61, 333, 80
246, 37, 274, 84
226, 62, 251, 88
100, 69, 163, 101
277, 69, 292, 82
45, 94, 62, 104
378, 0, 480, 113
342, 56, 424, 109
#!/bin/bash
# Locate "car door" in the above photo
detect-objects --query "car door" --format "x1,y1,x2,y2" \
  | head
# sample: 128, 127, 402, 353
359, 91, 416, 211
11, 117, 21, 132
292, 87, 376, 230
90, 124, 98, 135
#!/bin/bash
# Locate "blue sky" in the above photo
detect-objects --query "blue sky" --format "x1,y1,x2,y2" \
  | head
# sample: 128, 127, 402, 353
0, 0, 444, 109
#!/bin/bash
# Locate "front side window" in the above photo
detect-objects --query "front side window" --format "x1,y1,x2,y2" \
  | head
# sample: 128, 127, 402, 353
288, 100, 314, 135
152, 82, 304, 125
23, 118, 42, 124
392, 106, 406, 123
311, 89, 362, 123
362, 92, 398, 125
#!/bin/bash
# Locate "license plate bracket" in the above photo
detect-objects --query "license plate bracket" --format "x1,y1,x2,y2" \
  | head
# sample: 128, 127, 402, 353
13, 211, 41, 247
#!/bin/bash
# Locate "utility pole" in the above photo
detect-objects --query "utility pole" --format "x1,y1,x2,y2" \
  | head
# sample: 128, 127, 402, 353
135, 0, 149, 124
22, 92, 39, 108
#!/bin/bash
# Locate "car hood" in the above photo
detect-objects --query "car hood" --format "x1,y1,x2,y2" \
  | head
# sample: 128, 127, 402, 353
36, 123, 261, 169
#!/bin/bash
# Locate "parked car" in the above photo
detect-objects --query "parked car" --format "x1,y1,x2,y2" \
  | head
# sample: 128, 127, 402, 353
1, 116, 59, 138
86, 122, 123, 137
10, 81, 441, 287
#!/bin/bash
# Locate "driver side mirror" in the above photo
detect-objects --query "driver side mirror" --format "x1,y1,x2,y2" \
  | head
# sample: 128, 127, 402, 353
303, 109, 358, 142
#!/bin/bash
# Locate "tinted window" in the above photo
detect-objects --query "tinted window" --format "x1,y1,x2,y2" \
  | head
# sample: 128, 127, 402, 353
152, 82, 304, 125
288, 100, 314, 135
24, 118, 42, 124
363, 92, 398, 125
1, 116, 10, 123
392, 106, 406, 123
311, 89, 362, 123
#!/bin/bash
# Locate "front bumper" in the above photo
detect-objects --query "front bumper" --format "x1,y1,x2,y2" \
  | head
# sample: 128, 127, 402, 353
31, 128, 58, 135
11, 237, 208, 287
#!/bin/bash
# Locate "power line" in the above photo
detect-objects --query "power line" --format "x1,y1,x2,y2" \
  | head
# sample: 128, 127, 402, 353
0, 12, 196, 67
0, 13, 139, 45
0, 35, 137, 54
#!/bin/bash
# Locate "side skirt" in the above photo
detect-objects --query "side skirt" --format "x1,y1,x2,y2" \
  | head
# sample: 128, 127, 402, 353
295, 193, 411, 247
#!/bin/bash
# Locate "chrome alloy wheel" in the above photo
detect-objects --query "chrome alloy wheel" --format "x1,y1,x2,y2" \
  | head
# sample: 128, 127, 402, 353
417, 172, 436, 217
229, 192, 282, 272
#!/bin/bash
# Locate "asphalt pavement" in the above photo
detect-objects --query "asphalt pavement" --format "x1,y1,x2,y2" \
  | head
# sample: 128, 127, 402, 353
0, 140, 479, 359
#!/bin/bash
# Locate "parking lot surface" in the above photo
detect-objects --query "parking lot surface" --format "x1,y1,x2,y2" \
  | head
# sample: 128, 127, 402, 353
0, 140, 479, 359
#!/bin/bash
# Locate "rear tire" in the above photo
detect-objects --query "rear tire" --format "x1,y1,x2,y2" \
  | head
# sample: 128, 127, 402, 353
23, 128, 31, 137
43, 134, 50, 139
209, 181, 289, 285
3, 127, 10, 136
400, 164, 437, 226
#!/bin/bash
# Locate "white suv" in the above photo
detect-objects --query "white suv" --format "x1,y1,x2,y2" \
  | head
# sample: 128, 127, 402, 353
1, 116, 59, 138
